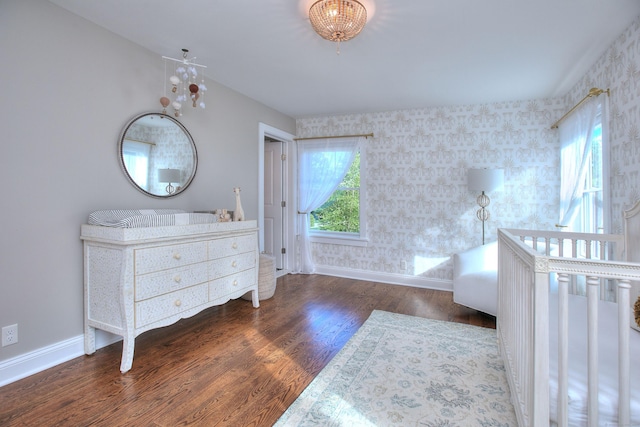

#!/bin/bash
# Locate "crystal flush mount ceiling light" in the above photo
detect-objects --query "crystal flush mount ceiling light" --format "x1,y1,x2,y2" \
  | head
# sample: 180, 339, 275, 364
308, 0, 367, 54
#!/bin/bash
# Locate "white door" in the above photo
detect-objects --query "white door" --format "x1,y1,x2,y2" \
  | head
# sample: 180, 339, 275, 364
264, 139, 284, 269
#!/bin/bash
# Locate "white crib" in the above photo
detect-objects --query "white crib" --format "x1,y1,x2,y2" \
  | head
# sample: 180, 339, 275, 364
497, 201, 640, 427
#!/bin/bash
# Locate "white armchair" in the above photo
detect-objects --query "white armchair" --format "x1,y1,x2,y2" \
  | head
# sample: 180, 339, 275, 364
452, 241, 498, 316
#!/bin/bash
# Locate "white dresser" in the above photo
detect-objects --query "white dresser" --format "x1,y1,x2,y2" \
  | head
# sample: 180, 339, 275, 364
80, 220, 260, 372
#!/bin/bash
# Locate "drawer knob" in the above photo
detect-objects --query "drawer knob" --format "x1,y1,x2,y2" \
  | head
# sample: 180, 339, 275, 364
232, 242, 238, 249
174, 275, 181, 283
232, 260, 237, 268
173, 253, 181, 260
174, 299, 182, 307
233, 280, 238, 286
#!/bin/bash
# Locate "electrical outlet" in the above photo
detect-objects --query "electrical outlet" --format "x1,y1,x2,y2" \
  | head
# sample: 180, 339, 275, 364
2, 324, 18, 347
400, 260, 407, 271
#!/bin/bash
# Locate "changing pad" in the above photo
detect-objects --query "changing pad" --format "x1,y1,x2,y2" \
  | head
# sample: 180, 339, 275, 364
88, 209, 217, 228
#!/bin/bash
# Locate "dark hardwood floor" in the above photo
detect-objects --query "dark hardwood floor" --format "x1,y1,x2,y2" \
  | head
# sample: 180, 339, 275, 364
0, 274, 494, 426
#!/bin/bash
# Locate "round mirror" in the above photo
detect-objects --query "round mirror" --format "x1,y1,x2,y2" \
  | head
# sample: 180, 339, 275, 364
118, 113, 197, 198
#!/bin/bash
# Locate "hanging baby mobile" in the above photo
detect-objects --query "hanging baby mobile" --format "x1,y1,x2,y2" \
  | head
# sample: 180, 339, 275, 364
160, 49, 208, 117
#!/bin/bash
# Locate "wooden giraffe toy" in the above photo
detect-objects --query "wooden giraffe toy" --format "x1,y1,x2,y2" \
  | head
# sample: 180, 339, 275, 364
233, 187, 245, 221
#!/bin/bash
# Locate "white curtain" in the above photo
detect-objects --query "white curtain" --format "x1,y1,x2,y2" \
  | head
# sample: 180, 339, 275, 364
601, 97, 611, 234
296, 137, 361, 274
122, 140, 151, 190
558, 97, 603, 232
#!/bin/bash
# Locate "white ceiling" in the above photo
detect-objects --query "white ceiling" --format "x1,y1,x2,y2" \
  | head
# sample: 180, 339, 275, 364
50, 0, 640, 118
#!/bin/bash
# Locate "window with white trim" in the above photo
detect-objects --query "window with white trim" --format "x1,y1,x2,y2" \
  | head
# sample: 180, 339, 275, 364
579, 121, 603, 234
309, 150, 367, 246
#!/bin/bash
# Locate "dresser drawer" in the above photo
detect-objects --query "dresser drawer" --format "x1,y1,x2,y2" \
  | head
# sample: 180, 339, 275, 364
209, 251, 256, 279
208, 234, 257, 258
209, 269, 256, 302
135, 262, 208, 301
135, 283, 208, 328
135, 242, 207, 275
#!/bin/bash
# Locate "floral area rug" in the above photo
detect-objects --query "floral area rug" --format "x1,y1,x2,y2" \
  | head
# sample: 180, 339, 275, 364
274, 310, 517, 426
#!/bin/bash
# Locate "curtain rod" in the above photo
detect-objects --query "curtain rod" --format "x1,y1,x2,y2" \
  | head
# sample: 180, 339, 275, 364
550, 87, 610, 129
293, 132, 374, 141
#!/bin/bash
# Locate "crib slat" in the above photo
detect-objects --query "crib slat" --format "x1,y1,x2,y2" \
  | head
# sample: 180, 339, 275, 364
586, 276, 600, 426
598, 241, 608, 300
557, 273, 570, 427
571, 235, 579, 296
533, 270, 550, 425
618, 280, 631, 425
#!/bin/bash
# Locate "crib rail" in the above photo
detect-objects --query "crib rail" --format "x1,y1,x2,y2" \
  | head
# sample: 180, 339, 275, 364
506, 228, 625, 301
497, 228, 638, 427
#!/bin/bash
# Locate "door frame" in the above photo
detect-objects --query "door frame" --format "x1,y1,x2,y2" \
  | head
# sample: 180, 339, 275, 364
258, 122, 296, 276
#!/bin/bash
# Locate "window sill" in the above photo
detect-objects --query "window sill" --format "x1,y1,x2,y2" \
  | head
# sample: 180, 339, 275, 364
310, 232, 369, 247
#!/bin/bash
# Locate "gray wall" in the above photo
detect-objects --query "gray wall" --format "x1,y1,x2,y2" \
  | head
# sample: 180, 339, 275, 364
0, 1, 295, 362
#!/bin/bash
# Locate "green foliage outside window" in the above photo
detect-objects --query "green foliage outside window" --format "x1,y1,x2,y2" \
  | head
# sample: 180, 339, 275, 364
310, 153, 360, 233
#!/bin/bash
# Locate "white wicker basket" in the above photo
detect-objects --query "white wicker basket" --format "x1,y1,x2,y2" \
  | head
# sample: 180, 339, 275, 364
242, 254, 276, 301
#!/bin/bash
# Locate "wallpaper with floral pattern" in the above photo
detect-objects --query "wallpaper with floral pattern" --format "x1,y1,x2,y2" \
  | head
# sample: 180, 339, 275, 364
296, 16, 640, 287
567, 18, 640, 234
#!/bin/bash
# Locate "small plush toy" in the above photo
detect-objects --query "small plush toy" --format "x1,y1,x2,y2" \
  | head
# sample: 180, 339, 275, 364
215, 209, 231, 222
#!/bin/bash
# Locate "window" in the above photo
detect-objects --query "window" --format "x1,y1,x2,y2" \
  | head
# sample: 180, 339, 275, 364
311, 152, 360, 232
297, 136, 366, 273
580, 122, 603, 234
559, 99, 608, 236
309, 151, 367, 245
122, 140, 151, 190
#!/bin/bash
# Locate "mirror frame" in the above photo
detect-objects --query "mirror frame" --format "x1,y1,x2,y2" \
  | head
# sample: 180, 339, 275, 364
118, 112, 198, 198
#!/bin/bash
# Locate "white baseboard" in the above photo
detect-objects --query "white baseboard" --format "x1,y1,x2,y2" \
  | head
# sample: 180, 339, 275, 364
275, 268, 291, 279
0, 330, 121, 387
314, 265, 453, 292
1, 271, 449, 388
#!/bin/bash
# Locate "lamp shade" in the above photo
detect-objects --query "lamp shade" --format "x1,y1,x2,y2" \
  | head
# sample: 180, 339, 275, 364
467, 168, 503, 192
158, 168, 181, 183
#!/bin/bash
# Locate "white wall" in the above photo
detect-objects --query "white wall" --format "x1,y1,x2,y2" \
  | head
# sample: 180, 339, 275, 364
0, 1, 295, 365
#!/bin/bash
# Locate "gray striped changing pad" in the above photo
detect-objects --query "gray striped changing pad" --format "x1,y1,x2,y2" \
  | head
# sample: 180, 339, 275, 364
88, 209, 217, 228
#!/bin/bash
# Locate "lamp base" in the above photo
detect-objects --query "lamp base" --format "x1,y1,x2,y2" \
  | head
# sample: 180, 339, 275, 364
476, 191, 491, 245
476, 192, 490, 208
476, 207, 490, 222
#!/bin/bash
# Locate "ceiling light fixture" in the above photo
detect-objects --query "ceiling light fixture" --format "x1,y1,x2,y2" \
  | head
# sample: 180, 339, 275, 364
160, 49, 207, 117
309, 0, 367, 54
